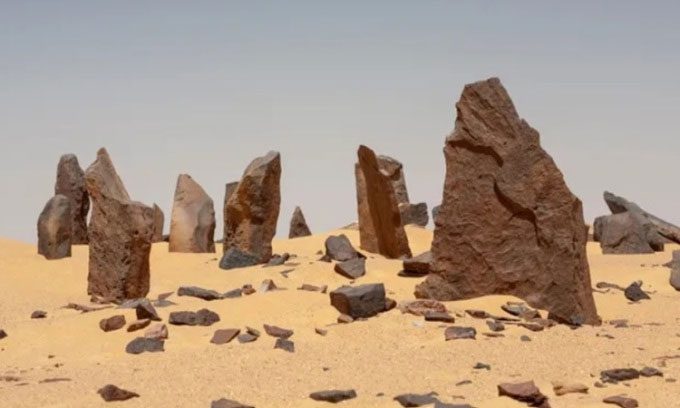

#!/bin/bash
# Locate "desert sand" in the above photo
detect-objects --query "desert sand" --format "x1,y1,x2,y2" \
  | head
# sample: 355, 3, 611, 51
0, 225, 678, 407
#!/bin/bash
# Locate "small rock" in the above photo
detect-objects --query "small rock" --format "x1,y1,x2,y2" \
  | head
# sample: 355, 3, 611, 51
603, 395, 639, 408
264, 253, 289, 267
474, 362, 491, 370
274, 338, 294, 352
31, 310, 47, 319
177, 286, 223, 301
497, 381, 548, 406
245, 326, 260, 337
337, 314, 354, 324
315, 328, 328, 336
424, 311, 455, 323
309, 389, 357, 403
241, 284, 256, 295
127, 319, 151, 332
210, 329, 240, 345
99, 315, 126, 332
483, 332, 505, 338
486, 320, 505, 332
135, 299, 161, 321
394, 392, 438, 407
0, 329, 7, 340
259, 279, 278, 293
237, 333, 258, 343
330, 283, 386, 319
601, 368, 640, 383
210, 398, 255, 408
334, 258, 366, 279
169, 309, 220, 326
97, 384, 139, 402
624, 282, 650, 302
384, 297, 397, 311
323, 235, 363, 262
465, 309, 490, 319
400, 251, 432, 277
445, 326, 476, 340
263, 324, 293, 339
401, 300, 447, 316
219, 247, 260, 270
125, 337, 164, 354
144, 323, 168, 340
552, 381, 588, 396
610, 319, 629, 328
298, 283, 326, 293
596, 281, 625, 291
518, 322, 545, 332
223, 288, 243, 298
501, 302, 540, 319
639, 367, 663, 377
520, 335, 532, 342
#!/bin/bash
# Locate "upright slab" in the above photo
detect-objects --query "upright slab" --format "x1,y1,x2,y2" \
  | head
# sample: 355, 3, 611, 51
223, 151, 281, 263
415, 78, 599, 325
54, 154, 89, 244
169, 174, 216, 253
151, 203, 164, 243
355, 145, 411, 259
222, 181, 238, 243
289, 206, 312, 238
85, 148, 154, 300
37, 194, 72, 260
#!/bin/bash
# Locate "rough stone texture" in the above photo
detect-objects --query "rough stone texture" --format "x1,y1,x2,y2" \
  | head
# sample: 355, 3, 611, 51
432, 205, 441, 225
377, 155, 410, 203
399, 202, 429, 227
219, 247, 260, 270
177, 286, 222, 301
671, 254, 680, 291
288, 206, 312, 238
624, 282, 650, 302
151, 203, 164, 243
223, 151, 281, 263
85, 148, 154, 301
330, 283, 386, 319
597, 212, 662, 254
334, 258, 366, 279
54, 154, 89, 244
604, 191, 680, 244
355, 145, 412, 259
274, 338, 295, 352
323, 234, 362, 262
222, 181, 239, 244
168, 174, 216, 253
144, 323, 168, 340
37, 195, 72, 260
402, 251, 432, 276
415, 78, 599, 325
99, 315, 126, 332
444, 326, 476, 340
168, 309, 220, 326
309, 389, 357, 403
603, 395, 639, 408
125, 337, 164, 354
263, 324, 294, 339
210, 329, 240, 345
211, 398, 255, 408
97, 384, 139, 402
497, 381, 549, 407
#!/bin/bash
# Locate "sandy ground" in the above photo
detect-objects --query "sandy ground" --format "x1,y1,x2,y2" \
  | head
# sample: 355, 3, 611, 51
0, 225, 679, 407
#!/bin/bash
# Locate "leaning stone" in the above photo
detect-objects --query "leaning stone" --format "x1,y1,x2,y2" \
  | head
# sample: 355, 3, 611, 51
37, 195, 72, 260
597, 212, 658, 254
125, 337, 164, 354
97, 384, 139, 402
604, 191, 680, 244
99, 315, 126, 332
309, 389, 357, 403
330, 283, 386, 319
151, 203, 164, 243
323, 234, 363, 262
168, 174, 216, 253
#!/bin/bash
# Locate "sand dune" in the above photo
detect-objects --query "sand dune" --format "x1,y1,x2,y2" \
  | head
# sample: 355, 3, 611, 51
1, 226, 678, 407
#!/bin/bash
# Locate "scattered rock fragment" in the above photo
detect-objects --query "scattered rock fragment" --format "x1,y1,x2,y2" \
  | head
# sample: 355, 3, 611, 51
424, 311, 455, 323
31, 310, 47, 319
624, 282, 650, 302
264, 253, 289, 267
125, 337, 164, 354
497, 381, 548, 407
639, 367, 663, 377
259, 279, 278, 293
169, 309, 220, 326
99, 315, 126, 332
315, 328, 328, 336
298, 284, 327, 293
223, 288, 243, 298
97, 384, 139, 402
237, 333, 258, 343
177, 286, 223, 301
0, 329, 7, 340
144, 324, 168, 340
219, 247, 260, 270
135, 299, 161, 321
241, 284, 256, 295
210, 329, 240, 345
603, 395, 639, 408
401, 300, 447, 316
394, 392, 438, 407
501, 302, 540, 319
309, 389, 357, 403
210, 398, 255, 408
337, 314, 354, 324
263, 324, 293, 339
552, 381, 588, 396
289, 206, 312, 238
274, 338, 295, 353
400, 251, 431, 277
127, 319, 151, 332
322, 234, 363, 262
334, 258, 366, 279
474, 362, 491, 370
445, 326, 476, 340
520, 335, 531, 342
487, 320, 505, 332
601, 368, 640, 384
330, 283, 386, 319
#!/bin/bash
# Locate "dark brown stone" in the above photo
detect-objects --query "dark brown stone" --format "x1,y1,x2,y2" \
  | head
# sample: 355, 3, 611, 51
263, 324, 293, 339
401, 251, 431, 276
127, 319, 151, 332
624, 282, 650, 302
151, 203, 164, 243
444, 326, 476, 340
323, 234, 363, 262
274, 338, 295, 352
37, 195, 72, 260
601, 368, 640, 383
222, 181, 239, 246
125, 337, 164, 354
289, 206, 312, 238
401, 299, 447, 316
168, 174, 215, 253
210, 329, 240, 344
355, 145, 412, 259
309, 389, 357, 403
223, 151, 281, 263
169, 309, 220, 326
135, 299, 161, 321
604, 191, 680, 244
497, 381, 548, 406
97, 384, 139, 402
99, 315, 126, 332
177, 286, 222, 301
54, 154, 89, 244
603, 395, 639, 408
31, 310, 47, 319
85, 148, 154, 301
424, 311, 455, 323
211, 398, 254, 408
399, 202, 429, 227
334, 258, 366, 279
330, 283, 386, 319
415, 78, 599, 326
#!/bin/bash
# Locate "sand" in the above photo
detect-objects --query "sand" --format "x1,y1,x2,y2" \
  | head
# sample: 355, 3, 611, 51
0, 225, 678, 407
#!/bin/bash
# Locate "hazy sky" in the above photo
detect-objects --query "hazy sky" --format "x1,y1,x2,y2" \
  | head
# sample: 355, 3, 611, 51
2, 1, 680, 243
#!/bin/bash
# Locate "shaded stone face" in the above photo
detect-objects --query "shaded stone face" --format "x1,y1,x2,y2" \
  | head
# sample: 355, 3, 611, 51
355, 145, 411, 259
222, 181, 238, 244
288, 206, 312, 238
604, 191, 680, 244
37, 194, 72, 260
223, 151, 281, 263
85, 148, 154, 301
169, 174, 216, 253
597, 212, 659, 254
376, 155, 409, 204
399, 202, 429, 227
415, 77, 599, 325
54, 154, 89, 244
151, 203, 164, 243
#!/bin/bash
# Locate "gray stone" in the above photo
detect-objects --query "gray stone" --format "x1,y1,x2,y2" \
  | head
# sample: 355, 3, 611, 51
334, 258, 366, 279
125, 337, 164, 354
289, 206, 312, 238
168, 309, 220, 326
219, 247, 259, 270
309, 389, 357, 403
330, 283, 386, 319
399, 202, 429, 227
177, 286, 222, 301
54, 154, 89, 244
37, 195, 72, 260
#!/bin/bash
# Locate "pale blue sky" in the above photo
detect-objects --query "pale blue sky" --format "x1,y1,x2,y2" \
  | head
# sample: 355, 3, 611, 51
2, 1, 679, 243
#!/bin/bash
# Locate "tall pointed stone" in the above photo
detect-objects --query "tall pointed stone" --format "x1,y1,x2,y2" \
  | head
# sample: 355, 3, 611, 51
168, 174, 216, 253
222, 181, 238, 243
222, 151, 281, 264
289, 206, 312, 238
37, 194, 72, 260
355, 145, 411, 259
54, 154, 89, 244
85, 148, 154, 300
415, 78, 599, 325
151, 203, 164, 243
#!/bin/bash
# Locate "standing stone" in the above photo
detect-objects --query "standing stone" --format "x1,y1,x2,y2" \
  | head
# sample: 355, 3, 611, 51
222, 181, 238, 244
168, 174, 216, 253
54, 154, 89, 244
289, 206, 312, 238
86, 148, 154, 301
415, 78, 599, 325
37, 195, 72, 260
377, 155, 410, 203
151, 203, 164, 243
355, 145, 411, 259
223, 152, 281, 263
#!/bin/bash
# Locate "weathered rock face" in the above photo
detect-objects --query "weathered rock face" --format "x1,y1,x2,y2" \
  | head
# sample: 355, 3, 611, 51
222, 181, 238, 244
604, 191, 680, 244
670, 250, 680, 291
596, 212, 659, 254
377, 155, 410, 203
223, 152, 281, 263
151, 204, 164, 243
355, 145, 411, 259
289, 206, 312, 238
416, 78, 599, 325
54, 154, 89, 244
37, 195, 72, 260
168, 174, 216, 253
85, 148, 154, 301
399, 202, 429, 227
